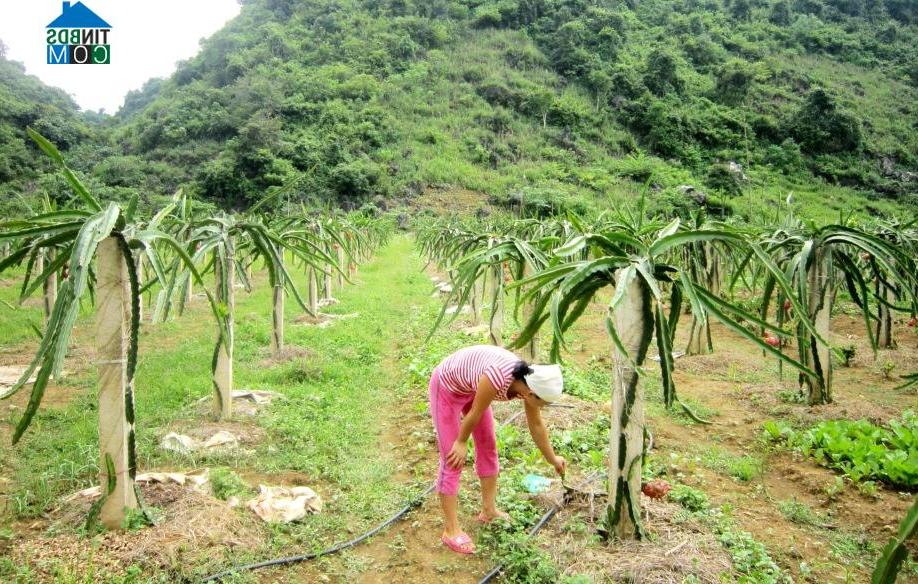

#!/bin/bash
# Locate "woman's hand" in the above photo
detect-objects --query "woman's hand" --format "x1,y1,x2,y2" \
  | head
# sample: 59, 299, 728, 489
551, 456, 567, 478
446, 440, 468, 469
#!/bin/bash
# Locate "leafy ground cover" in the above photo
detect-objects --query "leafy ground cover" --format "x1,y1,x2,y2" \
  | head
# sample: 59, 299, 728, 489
763, 411, 918, 488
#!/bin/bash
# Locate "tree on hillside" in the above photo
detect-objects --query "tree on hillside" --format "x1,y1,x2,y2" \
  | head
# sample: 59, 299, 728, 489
769, 0, 794, 25
731, 0, 753, 20
786, 89, 863, 154
587, 68, 614, 110
714, 60, 756, 105
644, 49, 684, 96
523, 87, 554, 128
549, 20, 593, 77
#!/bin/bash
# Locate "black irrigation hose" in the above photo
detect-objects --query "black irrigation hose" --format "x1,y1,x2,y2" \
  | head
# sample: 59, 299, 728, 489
477, 471, 601, 584
201, 403, 576, 582
478, 505, 562, 584
202, 483, 437, 582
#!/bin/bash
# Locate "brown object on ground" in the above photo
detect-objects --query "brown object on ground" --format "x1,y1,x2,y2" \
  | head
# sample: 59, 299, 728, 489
643, 479, 673, 500
259, 345, 312, 366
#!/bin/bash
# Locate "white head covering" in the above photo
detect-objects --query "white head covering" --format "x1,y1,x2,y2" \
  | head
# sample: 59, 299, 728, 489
524, 364, 564, 403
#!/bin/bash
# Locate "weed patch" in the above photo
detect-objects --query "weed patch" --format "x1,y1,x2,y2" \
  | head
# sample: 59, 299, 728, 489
550, 415, 610, 472
210, 468, 254, 501
698, 446, 763, 482
669, 484, 789, 583
776, 499, 830, 527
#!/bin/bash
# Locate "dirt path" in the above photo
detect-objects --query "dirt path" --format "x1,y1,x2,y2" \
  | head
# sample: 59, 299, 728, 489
343, 406, 490, 583
259, 248, 493, 584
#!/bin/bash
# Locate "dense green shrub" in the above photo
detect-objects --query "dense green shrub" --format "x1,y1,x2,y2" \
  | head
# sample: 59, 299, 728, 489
764, 138, 806, 175
330, 158, 386, 201
644, 48, 685, 96
714, 59, 756, 105
786, 88, 863, 154
706, 162, 745, 197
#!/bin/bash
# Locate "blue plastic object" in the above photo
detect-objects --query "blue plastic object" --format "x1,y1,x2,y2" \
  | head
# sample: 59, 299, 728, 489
522, 474, 552, 494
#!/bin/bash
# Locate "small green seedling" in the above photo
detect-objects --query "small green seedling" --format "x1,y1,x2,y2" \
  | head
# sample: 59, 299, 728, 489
879, 360, 896, 380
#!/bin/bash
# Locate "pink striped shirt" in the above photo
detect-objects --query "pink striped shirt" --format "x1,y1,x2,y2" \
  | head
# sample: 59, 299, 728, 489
436, 345, 519, 400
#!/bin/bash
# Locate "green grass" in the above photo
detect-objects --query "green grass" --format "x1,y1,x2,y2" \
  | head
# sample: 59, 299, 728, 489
776, 499, 829, 527
697, 445, 764, 482
643, 373, 721, 426
0, 266, 87, 348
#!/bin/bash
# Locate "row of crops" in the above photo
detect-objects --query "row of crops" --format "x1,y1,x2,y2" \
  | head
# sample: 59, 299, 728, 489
0, 130, 393, 529
417, 204, 918, 547
0, 129, 916, 581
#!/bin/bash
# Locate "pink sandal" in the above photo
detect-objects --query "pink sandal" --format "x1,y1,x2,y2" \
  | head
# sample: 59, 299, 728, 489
441, 532, 475, 554
476, 511, 511, 524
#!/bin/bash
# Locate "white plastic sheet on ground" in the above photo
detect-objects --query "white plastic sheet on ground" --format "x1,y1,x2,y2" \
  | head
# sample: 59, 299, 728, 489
649, 351, 686, 362
161, 432, 198, 453
62, 469, 211, 502
302, 312, 360, 328
160, 431, 240, 453
202, 430, 239, 449
0, 366, 36, 391
137, 469, 211, 493
247, 485, 323, 523
231, 390, 284, 405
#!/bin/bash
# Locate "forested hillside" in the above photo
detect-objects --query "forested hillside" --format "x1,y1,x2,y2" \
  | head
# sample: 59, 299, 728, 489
0, 48, 100, 214
2, 0, 917, 219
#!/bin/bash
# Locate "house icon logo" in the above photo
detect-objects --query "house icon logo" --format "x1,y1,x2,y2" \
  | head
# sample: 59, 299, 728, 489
46, 1, 111, 65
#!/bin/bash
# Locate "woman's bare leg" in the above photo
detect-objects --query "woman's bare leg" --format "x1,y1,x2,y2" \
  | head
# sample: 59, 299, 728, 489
440, 493, 462, 538
480, 475, 499, 517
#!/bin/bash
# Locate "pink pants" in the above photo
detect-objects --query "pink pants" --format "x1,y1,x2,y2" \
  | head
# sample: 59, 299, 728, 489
428, 367, 500, 495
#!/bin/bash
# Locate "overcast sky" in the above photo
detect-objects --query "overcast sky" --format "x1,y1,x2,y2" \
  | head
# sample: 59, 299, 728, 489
0, 0, 241, 113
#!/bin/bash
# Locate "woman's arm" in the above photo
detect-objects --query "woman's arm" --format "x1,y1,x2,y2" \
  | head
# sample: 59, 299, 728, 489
445, 376, 497, 469
525, 402, 566, 477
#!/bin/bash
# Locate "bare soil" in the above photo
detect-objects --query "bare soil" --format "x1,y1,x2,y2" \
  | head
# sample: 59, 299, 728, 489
410, 186, 492, 216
